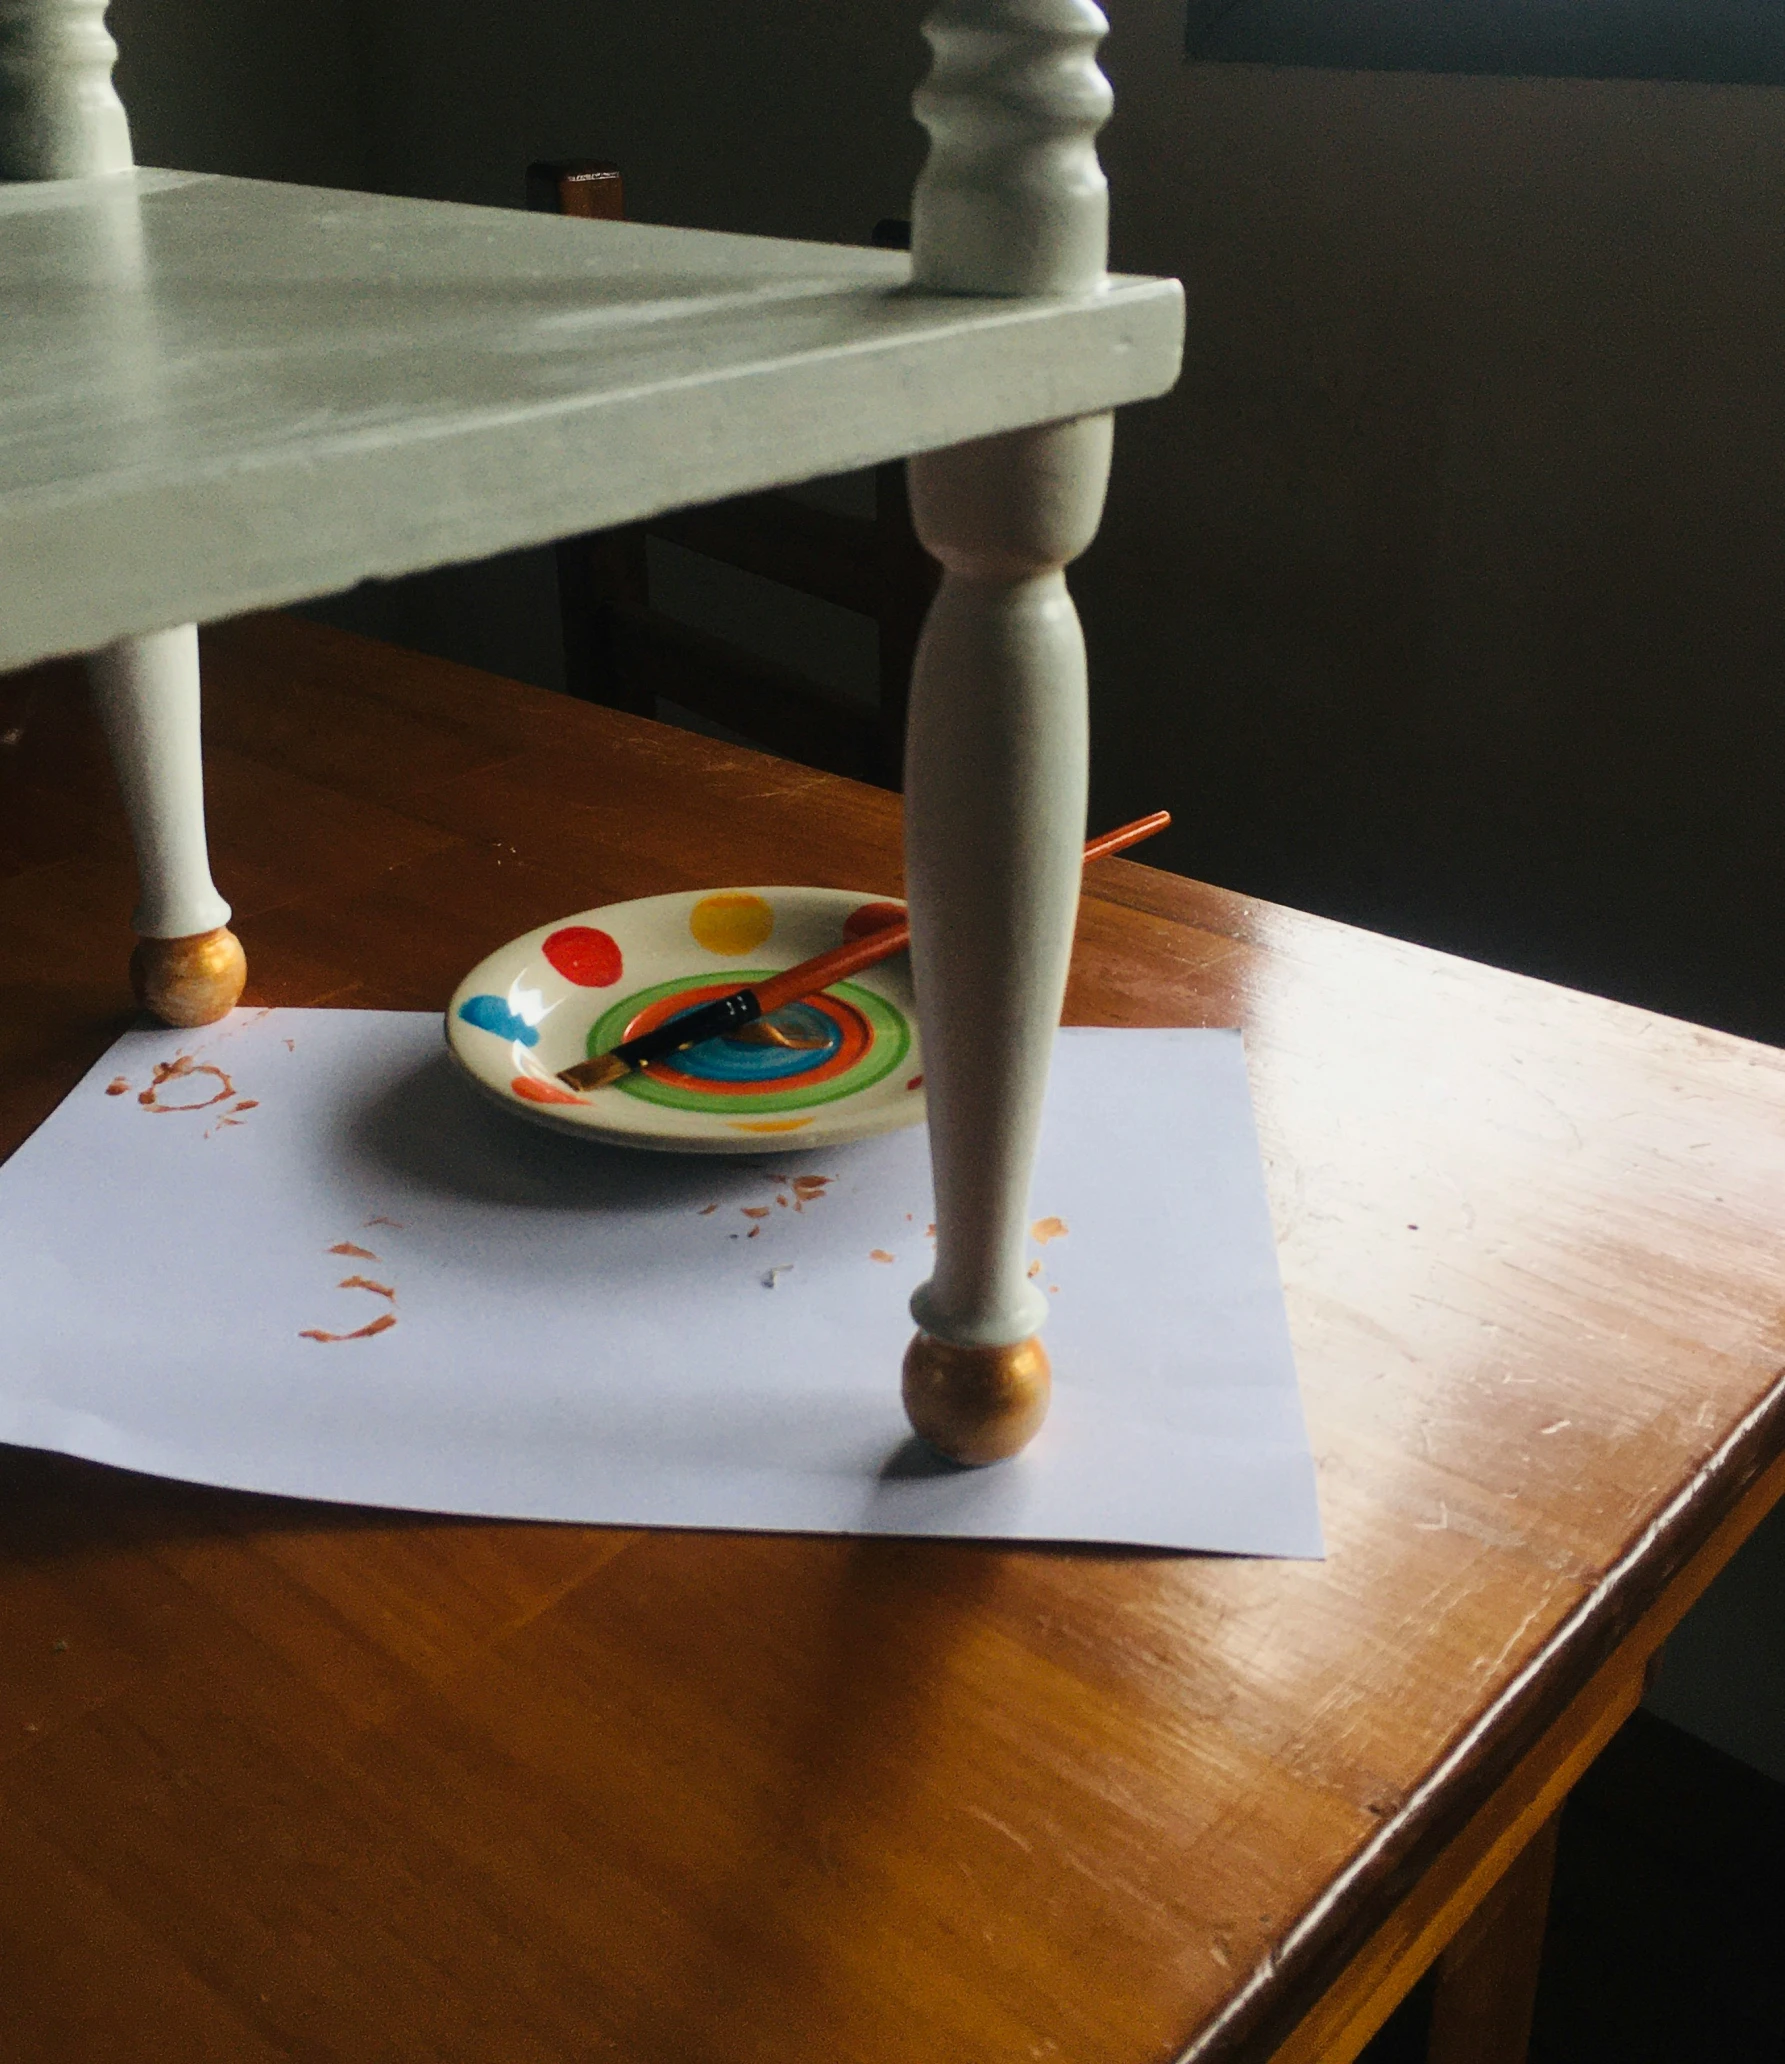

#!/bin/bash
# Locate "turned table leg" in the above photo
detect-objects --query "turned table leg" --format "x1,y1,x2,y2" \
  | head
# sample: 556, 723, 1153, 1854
5, 4, 244, 1026
900, 0, 1114, 1462
87, 626, 244, 1026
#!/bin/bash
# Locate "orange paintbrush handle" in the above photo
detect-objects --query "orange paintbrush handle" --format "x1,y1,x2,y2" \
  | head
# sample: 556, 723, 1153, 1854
749, 809, 1171, 1018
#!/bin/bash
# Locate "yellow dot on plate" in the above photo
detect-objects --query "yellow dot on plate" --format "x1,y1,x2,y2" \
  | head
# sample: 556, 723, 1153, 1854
728, 1117, 814, 1134
689, 892, 774, 956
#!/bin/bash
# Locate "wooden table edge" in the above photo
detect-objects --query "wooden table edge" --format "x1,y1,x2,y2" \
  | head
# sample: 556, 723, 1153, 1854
1181, 1362, 1785, 2064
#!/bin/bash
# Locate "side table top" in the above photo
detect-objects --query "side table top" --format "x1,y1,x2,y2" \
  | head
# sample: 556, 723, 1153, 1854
0, 172, 1182, 670
1, 614, 1782, 2063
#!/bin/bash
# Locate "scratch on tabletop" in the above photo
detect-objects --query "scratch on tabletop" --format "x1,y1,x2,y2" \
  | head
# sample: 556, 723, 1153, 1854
1539, 1420, 1572, 1436
1414, 1502, 1451, 1533
329, 1242, 378, 1260
365, 1216, 403, 1228
1476, 1602, 1547, 1682
963, 1803, 1033, 1855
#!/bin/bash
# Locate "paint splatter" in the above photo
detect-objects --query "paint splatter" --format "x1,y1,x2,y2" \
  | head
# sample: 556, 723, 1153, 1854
232, 1100, 258, 1113
747, 1225, 762, 1239
542, 925, 623, 988
365, 1216, 403, 1229
690, 892, 774, 956
791, 1175, 832, 1205
906, 1074, 924, 1092
137, 1054, 234, 1114
337, 1275, 395, 1301
300, 1313, 397, 1344
698, 1204, 719, 1217
511, 1075, 580, 1106
330, 1242, 378, 1260
741, 1206, 771, 1220
870, 1249, 895, 1265
1028, 1260, 1042, 1278
458, 995, 538, 1046
105, 1077, 130, 1097
843, 901, 906, 942
1031, 1216, 1069, 1245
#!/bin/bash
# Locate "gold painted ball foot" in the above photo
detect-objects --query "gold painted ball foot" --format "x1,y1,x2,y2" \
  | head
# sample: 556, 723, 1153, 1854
901, 1331, 1051, 1466
130, 927, 247, 1028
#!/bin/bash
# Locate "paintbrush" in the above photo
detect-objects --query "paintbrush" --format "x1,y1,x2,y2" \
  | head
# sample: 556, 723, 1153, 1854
556, 810, 1171, 1094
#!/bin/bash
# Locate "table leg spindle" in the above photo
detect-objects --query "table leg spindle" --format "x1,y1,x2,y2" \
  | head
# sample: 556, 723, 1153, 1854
87, 626, 244, 1027
5, 1, 242, 1026
901, 0, 1115, 1463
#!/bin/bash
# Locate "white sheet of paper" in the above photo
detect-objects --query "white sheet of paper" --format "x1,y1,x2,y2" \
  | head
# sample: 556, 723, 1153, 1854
0, 1011, 1322, 1556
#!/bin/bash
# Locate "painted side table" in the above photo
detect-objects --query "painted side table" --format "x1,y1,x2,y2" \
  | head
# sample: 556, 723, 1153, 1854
0, 0, 1184, 1457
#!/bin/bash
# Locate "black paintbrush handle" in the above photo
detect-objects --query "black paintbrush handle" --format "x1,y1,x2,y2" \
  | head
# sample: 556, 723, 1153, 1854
616, 987, 763, 1068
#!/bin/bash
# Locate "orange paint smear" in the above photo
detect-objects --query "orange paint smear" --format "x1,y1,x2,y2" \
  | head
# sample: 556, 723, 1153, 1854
697, 1204, 719, 1217
870, 1249, 895, 1265
330, 1242, 378, 1259
300, 1313, 398, 1344
338, 1275, 395, 1301
512, 1075, 582, 1106
137, 1053, 234, 1113
791, 1176, 832, 1200
741, 1207, 772, 1220
1028, 1260, 1042, 1278
232, 1099, 259, 1113
1031, 1216, 1069, 1245
105, 1077, 130, 1097
727, 1118, 813, 1135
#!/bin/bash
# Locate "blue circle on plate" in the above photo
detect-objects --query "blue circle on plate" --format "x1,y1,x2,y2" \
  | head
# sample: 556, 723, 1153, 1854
672, 1002, 843, 1083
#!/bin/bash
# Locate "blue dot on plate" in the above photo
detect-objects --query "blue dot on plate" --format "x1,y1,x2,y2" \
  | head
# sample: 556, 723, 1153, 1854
458, 994, 538, 1046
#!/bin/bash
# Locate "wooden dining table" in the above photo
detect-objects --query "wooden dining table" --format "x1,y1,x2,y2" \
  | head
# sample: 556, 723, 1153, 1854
3, 612, 1783, 2064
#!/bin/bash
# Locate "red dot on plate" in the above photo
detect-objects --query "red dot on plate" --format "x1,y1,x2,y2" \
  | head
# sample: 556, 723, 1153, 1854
843, 901, 906, 942
512, 1075, 582, 1106
906, 1074, 924, 1092
542, 926, 623, 987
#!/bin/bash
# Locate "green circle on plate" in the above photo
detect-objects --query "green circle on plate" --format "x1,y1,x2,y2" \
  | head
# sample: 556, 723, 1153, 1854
588, 972, 910, 1114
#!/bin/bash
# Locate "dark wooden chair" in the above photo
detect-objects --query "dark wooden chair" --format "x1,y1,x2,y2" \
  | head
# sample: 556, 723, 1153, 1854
527, 162, 936, 790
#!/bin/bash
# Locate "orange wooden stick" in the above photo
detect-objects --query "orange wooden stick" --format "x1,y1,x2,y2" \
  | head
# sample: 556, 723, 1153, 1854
750, 809, 1170, 1018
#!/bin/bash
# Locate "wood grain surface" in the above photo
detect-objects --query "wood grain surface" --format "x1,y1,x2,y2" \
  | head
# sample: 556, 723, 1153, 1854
2, 614, 1783, 2064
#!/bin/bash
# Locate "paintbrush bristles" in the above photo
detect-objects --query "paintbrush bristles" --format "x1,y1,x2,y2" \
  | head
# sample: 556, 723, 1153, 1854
556, 1051, 632, 1094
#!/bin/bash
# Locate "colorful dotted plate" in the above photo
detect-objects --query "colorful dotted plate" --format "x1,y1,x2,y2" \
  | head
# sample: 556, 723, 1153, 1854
445, 887, 925, 1153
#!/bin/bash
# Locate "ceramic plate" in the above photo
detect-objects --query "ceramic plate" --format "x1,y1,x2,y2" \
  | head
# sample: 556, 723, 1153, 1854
446, 886, 925, 1152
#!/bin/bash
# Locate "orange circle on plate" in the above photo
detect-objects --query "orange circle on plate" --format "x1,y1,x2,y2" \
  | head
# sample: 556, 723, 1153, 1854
689, 893, 774, 956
